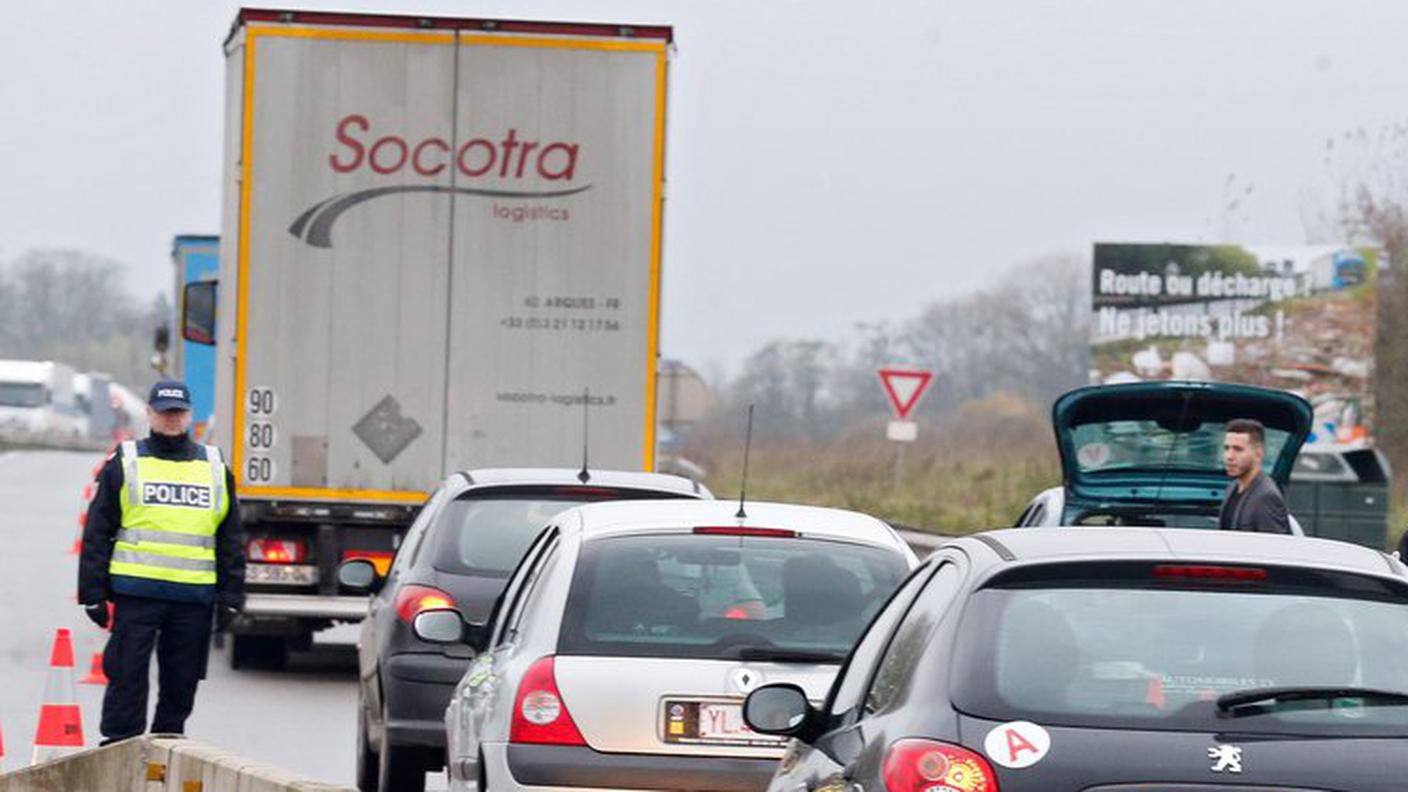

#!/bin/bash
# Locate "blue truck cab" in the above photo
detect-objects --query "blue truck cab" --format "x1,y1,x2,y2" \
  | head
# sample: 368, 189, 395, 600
171, 235, 219, 442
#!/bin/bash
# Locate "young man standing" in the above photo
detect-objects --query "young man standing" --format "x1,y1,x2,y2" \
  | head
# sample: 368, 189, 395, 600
1219, 417, 1291, 533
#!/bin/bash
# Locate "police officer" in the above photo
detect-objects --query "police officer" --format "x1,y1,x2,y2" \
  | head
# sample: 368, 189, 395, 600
77, 380, 244, 744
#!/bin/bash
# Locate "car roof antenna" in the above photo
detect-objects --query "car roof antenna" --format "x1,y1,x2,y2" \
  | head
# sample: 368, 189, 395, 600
736, 403, 754, 519
578, 387, 591, 484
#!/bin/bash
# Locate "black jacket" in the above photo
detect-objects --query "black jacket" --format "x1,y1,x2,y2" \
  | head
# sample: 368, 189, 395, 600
77, 433, 245, 609
1218, 471, 1291, 534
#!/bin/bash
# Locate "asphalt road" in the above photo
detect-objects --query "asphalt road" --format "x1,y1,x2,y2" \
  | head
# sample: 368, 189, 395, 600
0, 449, 434, 787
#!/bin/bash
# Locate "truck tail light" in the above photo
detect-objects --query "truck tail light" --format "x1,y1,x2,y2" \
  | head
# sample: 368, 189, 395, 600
394, 585, 456, 623
883, 738, 999, 792
247, 538, 307, 564
510, 656, 586, 746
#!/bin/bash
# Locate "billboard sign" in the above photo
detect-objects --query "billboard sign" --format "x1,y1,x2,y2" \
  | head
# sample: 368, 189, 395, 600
1091, 243, 1379, 446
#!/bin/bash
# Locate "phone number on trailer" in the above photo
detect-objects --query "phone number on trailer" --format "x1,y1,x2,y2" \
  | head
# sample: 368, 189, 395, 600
499, 316, 621, 332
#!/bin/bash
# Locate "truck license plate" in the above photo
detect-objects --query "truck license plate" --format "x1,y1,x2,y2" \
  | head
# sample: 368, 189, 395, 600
246, 564, 318, 585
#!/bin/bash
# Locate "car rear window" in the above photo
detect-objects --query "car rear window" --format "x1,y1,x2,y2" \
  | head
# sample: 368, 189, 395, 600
1070, 419, 1293, 474
951, 562, 1408, 736
431, 487, 686, 577
1074, 512, 1218, 529
558, 532, 909, 660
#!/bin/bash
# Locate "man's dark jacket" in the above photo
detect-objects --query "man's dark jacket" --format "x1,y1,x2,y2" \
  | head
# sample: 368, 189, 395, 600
1218, 471, 1291, 534
77, 433, 245, 608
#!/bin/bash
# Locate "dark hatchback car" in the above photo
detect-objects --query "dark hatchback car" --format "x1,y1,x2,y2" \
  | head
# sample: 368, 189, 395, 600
745, 527, 1408, 791
340, 467, 710, 792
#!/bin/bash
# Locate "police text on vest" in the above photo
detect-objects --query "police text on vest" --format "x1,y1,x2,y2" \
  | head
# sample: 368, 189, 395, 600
143, 482, 213, 509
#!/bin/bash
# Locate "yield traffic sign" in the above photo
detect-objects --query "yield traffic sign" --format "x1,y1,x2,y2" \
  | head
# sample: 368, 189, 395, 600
877, 367, 934, 420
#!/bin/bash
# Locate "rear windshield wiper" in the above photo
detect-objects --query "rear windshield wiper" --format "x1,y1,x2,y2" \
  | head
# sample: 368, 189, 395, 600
732, 647, 845, 663
1217, 686, 1408, 715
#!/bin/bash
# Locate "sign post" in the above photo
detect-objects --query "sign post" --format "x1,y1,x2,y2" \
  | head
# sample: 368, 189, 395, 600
876, 367, 934, 490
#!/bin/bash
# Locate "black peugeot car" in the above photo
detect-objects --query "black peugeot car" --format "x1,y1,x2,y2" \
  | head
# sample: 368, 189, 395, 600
745, 527, 1408, 791
338, 467, 710, 792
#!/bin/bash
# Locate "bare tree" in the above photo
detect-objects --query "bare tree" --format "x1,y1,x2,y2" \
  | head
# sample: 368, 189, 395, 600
0, 248, 161, 389
902, 254, 1089, 413
729, 339, 841, 442
1312, 122, 1408, 484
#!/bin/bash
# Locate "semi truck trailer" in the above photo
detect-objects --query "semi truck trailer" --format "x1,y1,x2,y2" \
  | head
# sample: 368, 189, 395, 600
194, 8, 673, 667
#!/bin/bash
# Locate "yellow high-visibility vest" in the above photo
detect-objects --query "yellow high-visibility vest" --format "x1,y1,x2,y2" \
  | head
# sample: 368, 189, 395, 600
111, 440, 228, 587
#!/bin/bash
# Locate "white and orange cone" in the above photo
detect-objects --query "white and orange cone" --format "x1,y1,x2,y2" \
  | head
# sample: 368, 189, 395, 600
70, 479, 96, 556
79, 605, 111, 686
30, 628, 84, 765
68, 512, 85, 556
78, 638, 108, 686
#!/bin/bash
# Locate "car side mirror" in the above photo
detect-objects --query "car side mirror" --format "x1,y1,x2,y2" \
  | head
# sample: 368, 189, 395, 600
182, 280, 217, 346
743, 683, 814, 738
463, 620, 490, 654
337, 558, 381, 593
412, 608, 465, 644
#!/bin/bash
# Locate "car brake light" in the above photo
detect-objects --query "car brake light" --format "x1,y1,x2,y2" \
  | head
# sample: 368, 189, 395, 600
1153, 564, 1267, 581
510, 656, 586, 746
394, 585, 456, 623
693, 526, 798, 538
724, 600, 766, 620
883, 738, 999, 792
247, 538, 308, 564
551, 486, 620, 497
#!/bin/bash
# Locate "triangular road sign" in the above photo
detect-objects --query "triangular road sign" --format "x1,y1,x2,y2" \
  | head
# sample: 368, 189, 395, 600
877, 367, 934, 420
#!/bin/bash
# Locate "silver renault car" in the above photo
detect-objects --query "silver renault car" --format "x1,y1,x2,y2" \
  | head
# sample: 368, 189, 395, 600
413, 499, 918, 792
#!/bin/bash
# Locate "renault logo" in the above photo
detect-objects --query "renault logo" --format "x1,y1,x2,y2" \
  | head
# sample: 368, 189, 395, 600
730, 667, 764, 694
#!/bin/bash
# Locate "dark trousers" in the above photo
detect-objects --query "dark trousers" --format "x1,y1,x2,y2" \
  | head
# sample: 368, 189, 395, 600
100, 595, 212, 741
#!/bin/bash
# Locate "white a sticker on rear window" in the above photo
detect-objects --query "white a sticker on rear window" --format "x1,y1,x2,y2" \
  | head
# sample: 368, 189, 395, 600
983, 721, 1051, 769
142, 482, 213, 509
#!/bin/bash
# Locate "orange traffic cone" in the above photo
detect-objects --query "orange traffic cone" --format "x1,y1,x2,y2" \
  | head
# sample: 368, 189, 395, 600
71, 478, 95, 555
79, 606, 111, 685
79, 637, 108, 686
68, 512, 85, 556
31, 628, 84, 765
1, 712, 6, 772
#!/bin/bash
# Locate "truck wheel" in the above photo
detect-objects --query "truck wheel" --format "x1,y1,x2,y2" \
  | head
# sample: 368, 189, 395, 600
229, 635, 289, 670
356, 704, 379, 792
377, 741, 426, 792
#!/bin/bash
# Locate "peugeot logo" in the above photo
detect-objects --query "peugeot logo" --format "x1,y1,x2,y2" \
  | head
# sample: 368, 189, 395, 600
1208, 744, 1243, 774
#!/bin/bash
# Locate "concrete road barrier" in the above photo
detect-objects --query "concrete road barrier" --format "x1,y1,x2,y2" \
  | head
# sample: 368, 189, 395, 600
0, 736, 354, 792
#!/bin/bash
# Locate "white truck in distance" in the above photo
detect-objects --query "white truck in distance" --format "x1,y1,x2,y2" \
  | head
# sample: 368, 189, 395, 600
0, 359, 86, 447
196, 9, 674, 667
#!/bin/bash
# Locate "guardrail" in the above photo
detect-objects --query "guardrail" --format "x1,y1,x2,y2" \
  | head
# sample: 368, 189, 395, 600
0, 735, 353, 792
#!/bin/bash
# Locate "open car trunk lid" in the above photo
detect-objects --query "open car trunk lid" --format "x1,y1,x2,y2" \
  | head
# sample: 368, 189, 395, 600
1052, 381, 1312, 511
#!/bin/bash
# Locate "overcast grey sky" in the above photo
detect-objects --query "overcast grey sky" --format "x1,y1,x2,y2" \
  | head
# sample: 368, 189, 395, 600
2, 1, 1405, 375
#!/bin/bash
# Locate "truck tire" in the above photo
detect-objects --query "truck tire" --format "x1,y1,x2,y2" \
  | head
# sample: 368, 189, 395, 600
229, 635, 289, 670
356, 704, 379, 792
